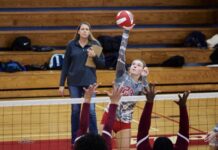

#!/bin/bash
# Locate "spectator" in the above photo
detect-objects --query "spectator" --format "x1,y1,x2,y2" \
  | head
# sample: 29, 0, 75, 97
59, 22, 105, 144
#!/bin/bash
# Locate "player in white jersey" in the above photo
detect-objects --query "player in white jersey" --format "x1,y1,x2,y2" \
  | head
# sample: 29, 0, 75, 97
101, 25, 149, 149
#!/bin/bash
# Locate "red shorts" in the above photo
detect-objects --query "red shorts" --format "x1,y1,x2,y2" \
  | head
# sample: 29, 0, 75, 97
101, 112, 131, 133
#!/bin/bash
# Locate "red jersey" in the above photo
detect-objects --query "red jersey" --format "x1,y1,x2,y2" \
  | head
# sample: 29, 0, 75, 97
76, 103, 117, 150
136, 102, 189, 150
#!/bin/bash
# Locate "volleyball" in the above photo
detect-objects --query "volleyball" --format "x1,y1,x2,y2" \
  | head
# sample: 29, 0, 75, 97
116, 10, 134, 28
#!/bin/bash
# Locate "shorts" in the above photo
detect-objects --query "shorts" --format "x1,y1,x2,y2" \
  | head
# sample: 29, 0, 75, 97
101, 112, 131, 133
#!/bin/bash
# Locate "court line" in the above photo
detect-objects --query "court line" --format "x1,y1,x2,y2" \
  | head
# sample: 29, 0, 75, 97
152, 111, 206, 133
97, 104, 207, 134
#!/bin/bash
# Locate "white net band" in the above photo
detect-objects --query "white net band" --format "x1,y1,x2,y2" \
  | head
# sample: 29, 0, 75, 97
0, 92, 218, 107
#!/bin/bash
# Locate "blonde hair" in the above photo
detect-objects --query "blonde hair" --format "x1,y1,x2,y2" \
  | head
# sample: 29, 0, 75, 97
132, 59, 147, 68
73, 22, 99, 43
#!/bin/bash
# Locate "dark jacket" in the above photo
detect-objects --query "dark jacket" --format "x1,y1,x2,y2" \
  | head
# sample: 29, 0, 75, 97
59, 40, 105, 86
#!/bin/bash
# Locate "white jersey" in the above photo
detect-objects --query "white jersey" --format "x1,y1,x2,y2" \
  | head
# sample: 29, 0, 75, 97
115, 73, 147, 123
106, 30, 148, 123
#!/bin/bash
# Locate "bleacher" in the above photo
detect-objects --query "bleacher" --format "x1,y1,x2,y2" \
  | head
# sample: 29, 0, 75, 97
0, 9, 217, 27
0, 0, 218, 99
0, 48, 213, 65
1, 67, 218, 99
0, 0, 218, 8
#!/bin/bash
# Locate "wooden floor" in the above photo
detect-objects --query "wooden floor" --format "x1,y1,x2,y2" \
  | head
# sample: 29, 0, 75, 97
0, 96, 217, 150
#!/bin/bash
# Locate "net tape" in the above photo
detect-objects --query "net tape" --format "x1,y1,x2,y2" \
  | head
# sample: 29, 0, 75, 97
0, 92, 218, 107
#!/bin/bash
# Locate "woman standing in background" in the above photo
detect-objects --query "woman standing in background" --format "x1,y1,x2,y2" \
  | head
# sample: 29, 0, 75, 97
59, 22, 105, 144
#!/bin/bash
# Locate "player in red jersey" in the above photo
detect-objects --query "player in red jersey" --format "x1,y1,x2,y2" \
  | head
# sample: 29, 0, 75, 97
137, 84, 190, 150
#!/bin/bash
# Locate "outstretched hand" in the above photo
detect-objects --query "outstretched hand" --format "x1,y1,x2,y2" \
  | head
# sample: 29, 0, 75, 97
141, 66, 149, 77
83, 83, 99, 103
104, 84, 123, 104
143, 83, 158, 103
175, 91, 190, 107
123, 24, 135, 31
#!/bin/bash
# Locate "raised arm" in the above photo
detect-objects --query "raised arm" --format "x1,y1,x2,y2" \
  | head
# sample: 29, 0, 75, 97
75, 84, 98, 141
174, 91, 190, 150
137, 84, 157, 150
116, 29, 130, 78
102, 85, 122, 150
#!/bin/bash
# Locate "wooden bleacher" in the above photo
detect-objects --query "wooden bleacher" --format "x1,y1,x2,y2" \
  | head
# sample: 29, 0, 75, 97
0, 0, 217, 8
0, 67, 218, 99
0, 48, 213, 65
0, 27, 218, 47
0, 9, 217, 27
0, 47, 214, 99
125, 48, 213, 65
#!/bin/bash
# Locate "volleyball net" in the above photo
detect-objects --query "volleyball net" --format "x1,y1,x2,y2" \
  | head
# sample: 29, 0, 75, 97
0, 92, 217, 150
